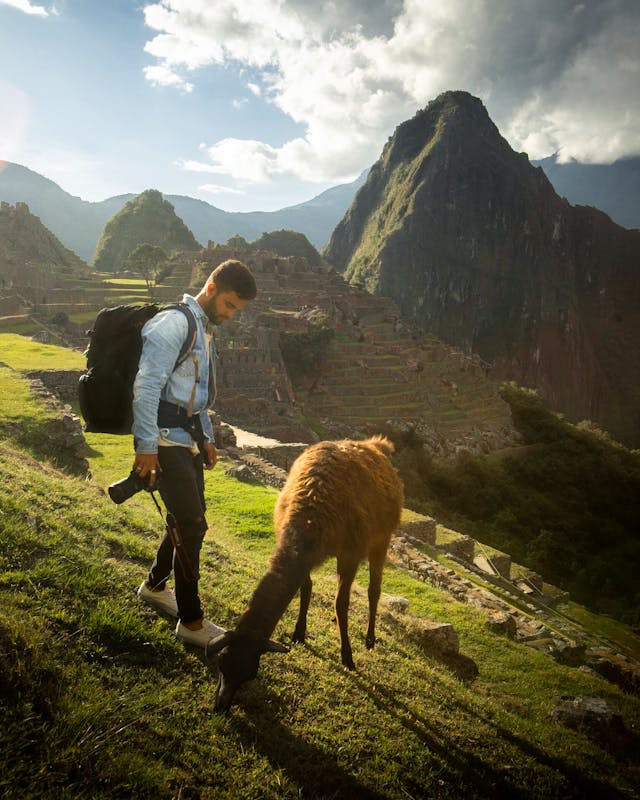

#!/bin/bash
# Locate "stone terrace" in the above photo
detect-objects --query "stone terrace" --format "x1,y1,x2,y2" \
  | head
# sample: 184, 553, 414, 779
191, 245, 515, 447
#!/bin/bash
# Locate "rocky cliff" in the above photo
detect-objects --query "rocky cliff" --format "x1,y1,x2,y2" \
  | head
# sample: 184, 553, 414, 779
92, 189, 201, 272
325, 91, 640, 446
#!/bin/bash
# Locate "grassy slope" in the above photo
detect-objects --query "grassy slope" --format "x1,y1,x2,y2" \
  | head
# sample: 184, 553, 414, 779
1, 335, 639, 799
405, 383, 640, 626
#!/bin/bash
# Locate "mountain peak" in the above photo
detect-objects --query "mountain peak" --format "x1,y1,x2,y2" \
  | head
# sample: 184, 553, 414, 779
0, 200, 87, 282
325, 92, 640, 447
92, 190, 201, 272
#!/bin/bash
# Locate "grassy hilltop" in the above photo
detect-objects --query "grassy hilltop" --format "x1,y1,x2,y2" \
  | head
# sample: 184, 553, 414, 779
0, 335, 639, 799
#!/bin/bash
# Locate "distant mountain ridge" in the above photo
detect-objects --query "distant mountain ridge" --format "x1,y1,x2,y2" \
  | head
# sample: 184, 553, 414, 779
1, 151, 636, 266
533, 154, 640, 231
0, 162, 367, 261
325, 91, 640, 446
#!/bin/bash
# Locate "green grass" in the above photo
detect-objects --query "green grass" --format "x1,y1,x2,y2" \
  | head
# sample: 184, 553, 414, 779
1, 337, 640, 799
0, 333, 86, 371
0, 318, 39, 335
405, 384, 640, 627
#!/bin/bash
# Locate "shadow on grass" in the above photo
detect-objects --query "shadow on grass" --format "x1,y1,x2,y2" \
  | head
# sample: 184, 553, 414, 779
192, 636, 515, 800
187, 644, 387, 799
174, 618, 635, 800
343, 654, 633, 800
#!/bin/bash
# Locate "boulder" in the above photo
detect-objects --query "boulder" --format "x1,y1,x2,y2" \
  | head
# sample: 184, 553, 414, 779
549, 696, 630, 751
224, 464, 255, 483
485, 611, 517, 639
410, 620, 459, 655
382, 595, 410, 614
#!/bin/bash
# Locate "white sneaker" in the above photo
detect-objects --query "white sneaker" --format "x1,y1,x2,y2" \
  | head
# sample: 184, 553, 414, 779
137, 581, 178, 618
175, 619, 226, 648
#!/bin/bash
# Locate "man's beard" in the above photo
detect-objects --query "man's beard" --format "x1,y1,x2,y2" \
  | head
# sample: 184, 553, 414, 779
204, 294, 221, 325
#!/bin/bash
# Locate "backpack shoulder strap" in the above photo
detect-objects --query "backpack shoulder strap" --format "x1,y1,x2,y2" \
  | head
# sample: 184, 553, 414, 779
163, 302, 198, 370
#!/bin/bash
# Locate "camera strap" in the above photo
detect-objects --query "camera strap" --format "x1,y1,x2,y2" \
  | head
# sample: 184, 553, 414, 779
149, 490, 197, 581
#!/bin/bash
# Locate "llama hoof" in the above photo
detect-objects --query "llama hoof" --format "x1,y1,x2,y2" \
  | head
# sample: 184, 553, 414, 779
365, 636, 376, 650
341, 656, 356, 671
291, 629, 306, 644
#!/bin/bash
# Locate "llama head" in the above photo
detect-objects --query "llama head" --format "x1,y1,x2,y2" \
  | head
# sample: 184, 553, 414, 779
207, 629, 289, 712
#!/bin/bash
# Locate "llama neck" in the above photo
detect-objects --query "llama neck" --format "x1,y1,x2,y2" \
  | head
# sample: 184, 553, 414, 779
237, 543, 311, 639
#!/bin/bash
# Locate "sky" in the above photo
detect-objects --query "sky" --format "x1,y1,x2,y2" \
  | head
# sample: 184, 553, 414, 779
1, 0, 639, 212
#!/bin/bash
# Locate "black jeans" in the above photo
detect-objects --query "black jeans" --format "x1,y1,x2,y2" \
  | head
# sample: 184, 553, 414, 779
146, 446, 208, 624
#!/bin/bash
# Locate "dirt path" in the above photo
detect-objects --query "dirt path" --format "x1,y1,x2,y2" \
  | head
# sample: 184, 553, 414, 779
230, 426, 285, 448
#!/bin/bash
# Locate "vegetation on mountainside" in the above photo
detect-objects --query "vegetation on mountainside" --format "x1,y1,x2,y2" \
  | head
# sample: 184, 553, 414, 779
225, 229, 323, 266
0, 342, 639, 798
279, 323, 335, 380
400, 384, 640, 626
92, 189, 200, 273
0, 201, 87, 278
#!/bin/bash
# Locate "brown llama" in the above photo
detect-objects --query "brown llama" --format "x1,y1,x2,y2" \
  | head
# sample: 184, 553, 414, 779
208, 435, 404, 712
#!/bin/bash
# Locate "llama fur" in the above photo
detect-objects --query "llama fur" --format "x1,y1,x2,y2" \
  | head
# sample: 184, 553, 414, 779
209, 435, 404, 712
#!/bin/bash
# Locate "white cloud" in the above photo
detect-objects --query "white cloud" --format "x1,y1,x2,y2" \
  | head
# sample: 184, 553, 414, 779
142, 0, 640, 183
143, 64, 193, 93
184, 139, 282, 183
0, 0, 50, 16
199, 183, 245, 196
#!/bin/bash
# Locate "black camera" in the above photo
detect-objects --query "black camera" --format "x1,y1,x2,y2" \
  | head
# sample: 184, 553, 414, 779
108, 469, 159, 504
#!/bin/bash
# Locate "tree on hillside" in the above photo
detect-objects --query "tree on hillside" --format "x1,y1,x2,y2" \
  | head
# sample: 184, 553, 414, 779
123, 243, 170, 292
225, 234, 251, 250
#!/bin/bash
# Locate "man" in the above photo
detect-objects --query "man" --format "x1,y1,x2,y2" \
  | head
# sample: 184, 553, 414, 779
133, 259, 257, 647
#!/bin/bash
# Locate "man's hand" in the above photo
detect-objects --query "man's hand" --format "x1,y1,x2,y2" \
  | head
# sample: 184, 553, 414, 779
133, 453, 161, 488
202, 441, 218, 470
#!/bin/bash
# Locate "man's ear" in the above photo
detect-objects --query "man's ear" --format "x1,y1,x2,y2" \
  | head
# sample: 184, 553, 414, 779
205, 280, 217, 297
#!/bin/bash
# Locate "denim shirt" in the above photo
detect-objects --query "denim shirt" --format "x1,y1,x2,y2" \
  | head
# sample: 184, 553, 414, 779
132, 294, 216, 454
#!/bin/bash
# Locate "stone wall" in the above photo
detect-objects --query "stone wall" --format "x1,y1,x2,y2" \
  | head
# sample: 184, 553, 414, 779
26, 376, 90, 475
27, 370, 83, 406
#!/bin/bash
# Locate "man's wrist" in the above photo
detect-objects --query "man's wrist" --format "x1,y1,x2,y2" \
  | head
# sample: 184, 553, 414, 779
135, 439, 159, 455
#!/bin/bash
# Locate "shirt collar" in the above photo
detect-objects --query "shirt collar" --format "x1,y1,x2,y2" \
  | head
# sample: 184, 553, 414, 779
181, 293, 209, 326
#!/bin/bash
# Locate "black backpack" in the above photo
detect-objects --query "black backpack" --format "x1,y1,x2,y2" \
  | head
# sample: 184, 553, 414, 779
78, 302, 197, 435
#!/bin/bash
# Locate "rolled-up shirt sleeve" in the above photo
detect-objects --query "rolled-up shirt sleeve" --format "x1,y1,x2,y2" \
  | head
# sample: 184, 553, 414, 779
200, 407, 215, 443
132, 311, 188, 453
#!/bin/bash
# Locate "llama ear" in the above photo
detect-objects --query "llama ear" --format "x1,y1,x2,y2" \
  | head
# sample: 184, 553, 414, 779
206, 631, 234, 655
264, 639, 289, 654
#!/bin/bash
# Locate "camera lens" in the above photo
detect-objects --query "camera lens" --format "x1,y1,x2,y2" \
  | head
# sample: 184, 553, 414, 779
108, 470, 146, 504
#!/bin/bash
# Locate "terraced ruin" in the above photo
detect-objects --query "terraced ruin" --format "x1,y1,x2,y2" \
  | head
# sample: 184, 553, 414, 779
198, 245, 516, 449
1, 235, 516, 450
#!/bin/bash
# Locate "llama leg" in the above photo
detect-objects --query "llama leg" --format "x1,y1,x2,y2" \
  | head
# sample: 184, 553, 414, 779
336, 555, 359, 670
366, 543, 387, 650
292, 572, 312, 643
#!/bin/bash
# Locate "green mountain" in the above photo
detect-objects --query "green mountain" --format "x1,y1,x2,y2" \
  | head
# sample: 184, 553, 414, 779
0, 201, 87, 284
230, 229, 323, 266
0, 162, 367, 259
0, 162, 131, 262
91, 189, 201, 273
325, 91, 640, 447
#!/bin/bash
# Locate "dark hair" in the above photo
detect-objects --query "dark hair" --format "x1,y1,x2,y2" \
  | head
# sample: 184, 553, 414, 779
209, 259, 257, 300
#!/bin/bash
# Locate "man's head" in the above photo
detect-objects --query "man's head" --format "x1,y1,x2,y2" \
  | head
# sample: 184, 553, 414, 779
198, 259, 257, 325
